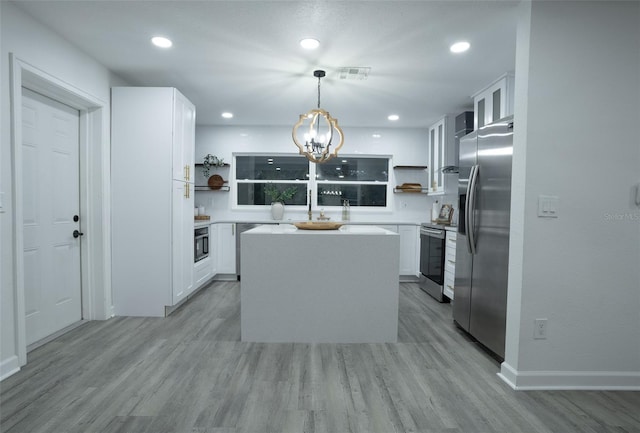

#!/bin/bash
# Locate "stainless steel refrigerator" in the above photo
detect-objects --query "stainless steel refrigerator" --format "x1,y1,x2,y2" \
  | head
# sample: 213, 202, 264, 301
453, 115, 513, 359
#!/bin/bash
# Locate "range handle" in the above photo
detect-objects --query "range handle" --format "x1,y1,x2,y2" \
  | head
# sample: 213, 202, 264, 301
420, 227, 445, 238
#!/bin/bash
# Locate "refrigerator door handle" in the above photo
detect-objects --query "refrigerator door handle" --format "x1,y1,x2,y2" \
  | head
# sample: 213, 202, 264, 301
467, 164, 479, 255
464, 165, 475, 254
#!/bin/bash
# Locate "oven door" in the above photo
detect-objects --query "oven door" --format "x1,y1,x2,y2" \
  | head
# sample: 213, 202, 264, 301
419, 225, 446, 302
194, 227, 209, 263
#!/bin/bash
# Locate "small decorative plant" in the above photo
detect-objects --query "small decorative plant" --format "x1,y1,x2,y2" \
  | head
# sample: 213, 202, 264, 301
265, 184, 297, 204
202, 154, 225, 177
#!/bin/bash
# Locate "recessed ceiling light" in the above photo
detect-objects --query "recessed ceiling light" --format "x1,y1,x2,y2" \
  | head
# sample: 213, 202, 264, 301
372, 133, 382, 138
151, 36, 172, 48
221, 112, 234, 119
300, 38, 320, 50
450, 41, 470, 53
388, 114, 399, 121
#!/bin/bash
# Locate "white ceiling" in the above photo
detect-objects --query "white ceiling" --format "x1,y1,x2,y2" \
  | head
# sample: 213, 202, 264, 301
11, 0, 520, 128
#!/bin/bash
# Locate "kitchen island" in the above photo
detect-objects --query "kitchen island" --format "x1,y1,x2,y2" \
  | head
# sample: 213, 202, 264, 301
241, 224, 400, 343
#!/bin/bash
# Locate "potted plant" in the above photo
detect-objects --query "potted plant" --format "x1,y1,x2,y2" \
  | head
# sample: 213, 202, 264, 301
202, 154, 225, 178
265, 184, 297, 220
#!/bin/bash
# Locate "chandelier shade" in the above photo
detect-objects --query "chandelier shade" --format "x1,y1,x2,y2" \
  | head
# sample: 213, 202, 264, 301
292, 70, 344, 164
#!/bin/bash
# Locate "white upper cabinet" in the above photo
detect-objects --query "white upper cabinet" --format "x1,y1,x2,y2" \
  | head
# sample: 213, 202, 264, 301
473, 73, 515, 130
427, 115, 455, 195
172, 91, 196, 183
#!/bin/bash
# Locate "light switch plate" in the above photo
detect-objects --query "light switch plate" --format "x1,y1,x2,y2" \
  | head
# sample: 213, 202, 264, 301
538, 195, 559, 218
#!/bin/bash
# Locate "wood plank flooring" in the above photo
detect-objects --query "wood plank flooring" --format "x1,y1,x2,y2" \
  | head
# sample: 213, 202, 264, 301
1, 281, 639, 433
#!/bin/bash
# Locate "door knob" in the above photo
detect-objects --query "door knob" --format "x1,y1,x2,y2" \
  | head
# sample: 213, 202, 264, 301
73, 230, 84, 238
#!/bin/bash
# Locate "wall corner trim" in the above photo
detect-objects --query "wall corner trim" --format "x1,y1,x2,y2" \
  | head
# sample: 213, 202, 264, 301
498, 363, 640, 391
0, 356, 21, 381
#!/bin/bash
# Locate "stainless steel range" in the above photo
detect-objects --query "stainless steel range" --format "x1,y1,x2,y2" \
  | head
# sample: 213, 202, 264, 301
419, 223, 447, 302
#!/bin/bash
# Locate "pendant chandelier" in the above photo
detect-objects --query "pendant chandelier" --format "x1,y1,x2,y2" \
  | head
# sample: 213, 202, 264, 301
292, 70, 344, 164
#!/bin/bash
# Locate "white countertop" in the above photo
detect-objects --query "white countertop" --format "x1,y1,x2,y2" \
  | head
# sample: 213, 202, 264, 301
198, 219, 422, 227
245, 224, 397, 236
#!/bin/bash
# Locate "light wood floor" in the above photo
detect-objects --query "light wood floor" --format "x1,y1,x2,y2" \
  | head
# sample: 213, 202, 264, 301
1, 281, 638, 433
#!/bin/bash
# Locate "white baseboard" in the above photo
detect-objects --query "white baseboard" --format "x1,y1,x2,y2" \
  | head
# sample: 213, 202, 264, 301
0, 355, 21, 381
499, 362, 640, 390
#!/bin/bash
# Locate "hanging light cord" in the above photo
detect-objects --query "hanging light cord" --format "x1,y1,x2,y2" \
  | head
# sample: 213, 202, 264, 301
317, 75, 321, 109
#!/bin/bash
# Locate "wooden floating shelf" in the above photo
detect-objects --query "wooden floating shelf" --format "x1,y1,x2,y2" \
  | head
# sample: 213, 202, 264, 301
195, 162, 230, 167
195, 185, 230, 192
393, 165, 428, 169
393, 188, 429, 194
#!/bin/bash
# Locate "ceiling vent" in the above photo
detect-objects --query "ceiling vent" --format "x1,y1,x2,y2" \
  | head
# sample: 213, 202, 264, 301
337, 67, 371, 80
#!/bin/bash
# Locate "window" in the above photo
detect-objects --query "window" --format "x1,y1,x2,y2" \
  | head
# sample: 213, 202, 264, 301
235, 155, 308, 205
315, 157, 388, 207
234, 154, 390, 208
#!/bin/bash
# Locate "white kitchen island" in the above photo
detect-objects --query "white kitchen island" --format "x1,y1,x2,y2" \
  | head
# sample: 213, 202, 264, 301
241, 224, 400, 343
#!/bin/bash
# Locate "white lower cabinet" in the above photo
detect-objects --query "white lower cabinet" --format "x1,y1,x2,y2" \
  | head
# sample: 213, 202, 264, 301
172, 181, 195, 304
209, 223, 218, 277
398, 225, 419, 278
194, 257, 212, 289
444, 230, 457, 299
217, 223, 236, 275
378, 224, 419, 279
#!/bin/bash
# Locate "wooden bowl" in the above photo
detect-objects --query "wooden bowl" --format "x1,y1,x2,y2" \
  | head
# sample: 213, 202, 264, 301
293, 221, 343, 230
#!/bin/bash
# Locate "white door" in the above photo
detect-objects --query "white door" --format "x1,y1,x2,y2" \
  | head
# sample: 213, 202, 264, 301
21, 88, 82, 346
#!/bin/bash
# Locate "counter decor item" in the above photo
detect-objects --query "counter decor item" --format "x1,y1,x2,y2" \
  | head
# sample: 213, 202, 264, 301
431, 200, 440, 222
265, 184, 297, 220
396, 183, 423, 192
436, 204, 454, 224
293, 221, 343, 230
342, 200, 350, 221
207, 174, 225, 190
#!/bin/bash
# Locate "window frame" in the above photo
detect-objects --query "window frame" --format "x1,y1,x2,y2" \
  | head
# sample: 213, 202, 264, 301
232, 152, 393, 211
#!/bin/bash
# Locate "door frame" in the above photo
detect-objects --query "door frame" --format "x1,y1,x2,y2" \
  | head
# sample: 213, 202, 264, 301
9, 54, 111, 367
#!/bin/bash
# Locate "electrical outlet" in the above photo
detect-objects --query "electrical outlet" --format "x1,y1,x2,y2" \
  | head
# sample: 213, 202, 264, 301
534, 318, 548, 339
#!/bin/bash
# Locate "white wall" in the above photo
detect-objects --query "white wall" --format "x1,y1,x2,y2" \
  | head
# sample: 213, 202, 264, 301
0, 2, 122, 379
501, 0, 640, 389
195, 125, 451, 223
